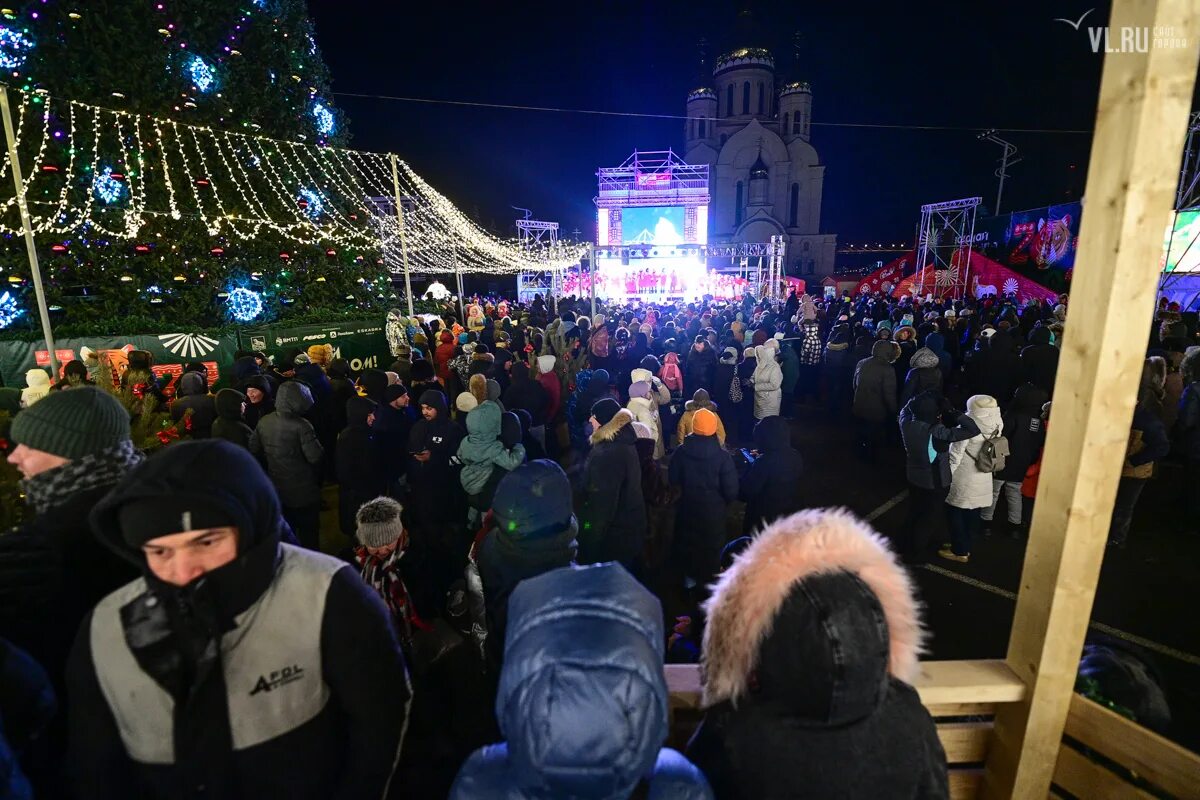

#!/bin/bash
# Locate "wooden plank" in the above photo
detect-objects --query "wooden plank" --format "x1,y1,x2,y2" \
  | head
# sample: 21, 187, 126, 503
939, 721, 992, 764
1053, 743, 1156, 800
949, 768, 983, 800
1065, 694, 1200, 799
983, 2, 1200, 798
914, 660, 1025, 707
665, 659, 1023, 711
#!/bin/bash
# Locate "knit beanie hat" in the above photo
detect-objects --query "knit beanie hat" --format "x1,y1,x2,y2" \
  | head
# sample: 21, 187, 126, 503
537, 354, 556, 375
11, 386, 131, 460
692, 408, 718, 437
355, 496, 405, 549
384, 384, 408, 403
629, 381, 651, 400
456, 392, 479, 413
118, 496, 238, 549
592, 397, 622, 426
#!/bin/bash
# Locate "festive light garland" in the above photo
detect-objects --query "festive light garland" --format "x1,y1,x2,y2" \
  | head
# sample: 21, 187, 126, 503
0, 290, 22, 329
0, 90, 587, 274
186, 54, 216, 93
311, 101, 334, 136
0, 24, 34, 71
226, 286, 263, 321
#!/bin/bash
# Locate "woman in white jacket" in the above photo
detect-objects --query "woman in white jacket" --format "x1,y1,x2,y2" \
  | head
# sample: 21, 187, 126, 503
627, 367, 670, 459
752, 342, 783, 420
942, 394, 1003, 563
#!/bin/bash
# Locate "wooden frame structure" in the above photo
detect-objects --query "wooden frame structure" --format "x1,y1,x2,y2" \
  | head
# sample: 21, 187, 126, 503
667, 2, 1200, 797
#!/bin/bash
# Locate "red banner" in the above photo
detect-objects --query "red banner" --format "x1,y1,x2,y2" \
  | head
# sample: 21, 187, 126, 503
852, 252, 917, 296
891, 251, 1058, 303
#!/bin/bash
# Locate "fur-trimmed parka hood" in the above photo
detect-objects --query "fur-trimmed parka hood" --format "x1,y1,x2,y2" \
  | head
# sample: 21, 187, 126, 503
590, 407, 635, 445
1182, 346, 1200, 385
701, 509, 925, 724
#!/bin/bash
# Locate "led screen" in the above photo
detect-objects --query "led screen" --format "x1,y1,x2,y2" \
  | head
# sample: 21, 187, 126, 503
1163, 209, 1200, 273
622, 206, 686, 245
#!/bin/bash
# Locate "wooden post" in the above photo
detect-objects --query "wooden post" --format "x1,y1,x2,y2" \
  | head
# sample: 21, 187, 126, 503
0, 88, 60, 378
984, 2, 1199, 797
388, 155, 415, 318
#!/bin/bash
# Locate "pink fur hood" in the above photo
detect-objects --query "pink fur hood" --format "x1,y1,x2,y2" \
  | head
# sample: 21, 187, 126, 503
700, 508, 926, 709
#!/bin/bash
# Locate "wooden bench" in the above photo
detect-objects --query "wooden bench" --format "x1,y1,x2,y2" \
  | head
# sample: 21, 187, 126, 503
1051, 693, 1200, 800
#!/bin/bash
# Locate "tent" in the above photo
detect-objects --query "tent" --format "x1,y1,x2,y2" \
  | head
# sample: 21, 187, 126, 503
851, 252, 918, 296
891, 251, 1059, 304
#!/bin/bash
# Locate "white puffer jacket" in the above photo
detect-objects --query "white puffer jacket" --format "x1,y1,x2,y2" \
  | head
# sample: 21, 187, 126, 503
946, 394, 1004, 509
21, 368, 51, 408
752, 343, 783, 419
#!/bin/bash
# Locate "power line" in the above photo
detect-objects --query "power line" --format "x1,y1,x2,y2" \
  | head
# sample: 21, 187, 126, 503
331, 91, 1094, 135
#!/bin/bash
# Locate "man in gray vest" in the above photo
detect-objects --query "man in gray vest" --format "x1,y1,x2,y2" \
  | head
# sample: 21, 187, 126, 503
67, 439, 410, 799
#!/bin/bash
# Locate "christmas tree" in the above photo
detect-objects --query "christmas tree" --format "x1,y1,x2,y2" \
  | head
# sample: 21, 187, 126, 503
0, 0, 398, 338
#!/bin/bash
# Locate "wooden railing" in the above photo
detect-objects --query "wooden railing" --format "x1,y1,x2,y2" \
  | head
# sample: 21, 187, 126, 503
666, 659, 1026, 800
1051, 694, 1200, 800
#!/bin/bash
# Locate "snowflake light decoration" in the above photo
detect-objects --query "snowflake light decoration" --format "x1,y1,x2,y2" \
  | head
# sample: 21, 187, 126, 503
0, 25, 34, 71
92, 167, 124, 205
311, 102, 335, 136
299, 188, 324, 219
227, 287, 263, 322
0, 291, 23, 329
186, 55, 216, 93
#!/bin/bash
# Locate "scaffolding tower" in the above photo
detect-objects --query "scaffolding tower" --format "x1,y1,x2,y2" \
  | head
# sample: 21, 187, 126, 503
913, 197, 982, 300
515, 214, 563, 302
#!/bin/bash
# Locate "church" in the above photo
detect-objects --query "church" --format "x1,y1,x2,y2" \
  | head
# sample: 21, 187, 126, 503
683, 35, 837, 278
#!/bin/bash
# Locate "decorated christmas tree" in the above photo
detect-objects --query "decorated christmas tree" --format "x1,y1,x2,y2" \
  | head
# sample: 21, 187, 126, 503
0, 0, 398, 337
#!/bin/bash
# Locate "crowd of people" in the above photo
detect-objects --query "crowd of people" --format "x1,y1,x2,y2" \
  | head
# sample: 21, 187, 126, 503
0, 284, 1196, 798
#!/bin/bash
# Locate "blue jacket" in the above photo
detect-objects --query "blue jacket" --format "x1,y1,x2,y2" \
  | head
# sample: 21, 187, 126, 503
450, 563, 712, 800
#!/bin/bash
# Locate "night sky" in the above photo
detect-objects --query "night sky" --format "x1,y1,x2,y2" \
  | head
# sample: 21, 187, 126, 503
307, 0, 1187, 250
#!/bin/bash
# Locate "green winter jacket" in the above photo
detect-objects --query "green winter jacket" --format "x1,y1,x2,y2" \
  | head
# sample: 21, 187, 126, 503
457, 402, 525, 495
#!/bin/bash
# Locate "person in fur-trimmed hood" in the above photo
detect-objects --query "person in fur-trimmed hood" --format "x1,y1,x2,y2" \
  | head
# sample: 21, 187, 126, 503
578, 400, 646, 572
686, 508, 948, 799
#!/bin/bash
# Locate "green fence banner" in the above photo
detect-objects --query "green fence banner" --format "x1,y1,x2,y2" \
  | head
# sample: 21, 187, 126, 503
0, 331, 242, 393
239, 319, 391, 374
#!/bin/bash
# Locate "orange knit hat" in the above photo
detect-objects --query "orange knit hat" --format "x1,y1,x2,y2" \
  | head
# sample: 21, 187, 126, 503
692, 408, 718, 437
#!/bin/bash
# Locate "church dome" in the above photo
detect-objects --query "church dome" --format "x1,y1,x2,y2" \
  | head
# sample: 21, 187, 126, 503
713, 46, 774, 76
750, 152, 769, 179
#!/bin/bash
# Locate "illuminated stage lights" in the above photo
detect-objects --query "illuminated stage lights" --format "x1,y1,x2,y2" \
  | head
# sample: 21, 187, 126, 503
226, 286, 263, 322
186, 54, 216, 93
0, 24, 33, 71
92, 167, 124, 204
311, 101, 335, 136
0, 291, 22, 328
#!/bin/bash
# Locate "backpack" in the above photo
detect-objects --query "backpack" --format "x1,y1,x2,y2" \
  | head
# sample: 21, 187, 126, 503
974, 430, 1010, 473
729, 364, 744, 404
659, 360, 683, 394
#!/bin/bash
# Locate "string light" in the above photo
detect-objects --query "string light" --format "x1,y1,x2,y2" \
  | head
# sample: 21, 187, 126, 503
0, 24, 33, 70
185, 54, 215, 93
0, 89, 587, 274
311, 101, 334, 136
226, 286, 262, 321
92, 166, 124, 204
0, 290, 22, 328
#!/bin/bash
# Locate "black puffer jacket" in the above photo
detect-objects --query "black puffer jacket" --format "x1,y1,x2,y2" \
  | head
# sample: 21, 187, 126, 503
740, 416, 803, 535
688, 509, 948, 799
685, 343, 718, 398
968, 331, 1020, 404
1019, 326, 1060, 395
999, 383, 1049, 482
336, 397, 387, 536
211, 388, 253, 449
500, 364, 548, 427
578, 410, 647, 567
406, 390, 466, 527
170, 372, 216, 438
852, 341, 898, 422
248, 381, 324, 508
669, 430, 738, 583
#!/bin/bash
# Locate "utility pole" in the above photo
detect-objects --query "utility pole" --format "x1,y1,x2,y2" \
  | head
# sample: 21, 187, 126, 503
977, 129, 1022, 215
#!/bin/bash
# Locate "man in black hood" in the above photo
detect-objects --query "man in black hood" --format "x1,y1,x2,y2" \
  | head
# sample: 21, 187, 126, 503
68, 440, 409, 799
898, 389, 980, 563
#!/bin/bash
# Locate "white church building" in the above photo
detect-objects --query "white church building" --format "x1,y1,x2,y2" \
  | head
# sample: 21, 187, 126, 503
683, 44, 837, 278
